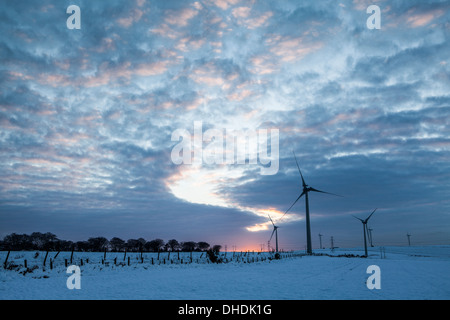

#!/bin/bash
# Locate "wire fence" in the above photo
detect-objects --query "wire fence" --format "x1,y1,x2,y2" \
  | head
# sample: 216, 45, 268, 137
1, 250, 304, 272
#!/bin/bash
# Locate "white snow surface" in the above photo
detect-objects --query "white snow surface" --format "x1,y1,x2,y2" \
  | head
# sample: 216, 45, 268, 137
1, 246, 449, 300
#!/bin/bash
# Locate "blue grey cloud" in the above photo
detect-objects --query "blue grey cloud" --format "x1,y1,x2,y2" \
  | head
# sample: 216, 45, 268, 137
1, 0, 449, 249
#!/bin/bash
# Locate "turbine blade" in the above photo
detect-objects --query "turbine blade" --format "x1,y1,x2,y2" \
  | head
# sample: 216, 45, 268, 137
365, 208, 377, 223
293, 151, 306, 187
309, 187, 343, 197
268, 215, 275, 227
352, 215, 364, 222
284, 191, 306, 215
269, 228, 276, 242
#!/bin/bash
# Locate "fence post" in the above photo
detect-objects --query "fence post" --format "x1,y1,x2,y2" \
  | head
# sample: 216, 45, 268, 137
24, 259, 27, 268
3, 250, 10, 269
43, 251, 49, 267
123, 249, 127, 261
50, 258, 53, 270
128, 256, 130, 266
65, 259, 68, 268
70, 248, 74, 264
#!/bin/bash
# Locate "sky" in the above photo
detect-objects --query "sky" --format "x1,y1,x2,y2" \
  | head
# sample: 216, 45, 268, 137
1, 0, 449, 251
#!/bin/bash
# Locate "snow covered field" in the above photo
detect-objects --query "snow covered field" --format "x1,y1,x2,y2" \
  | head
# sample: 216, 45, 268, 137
1, 246, 449, 300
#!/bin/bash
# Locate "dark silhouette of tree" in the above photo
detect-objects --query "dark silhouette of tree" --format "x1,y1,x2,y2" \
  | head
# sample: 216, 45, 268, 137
87, 237, 109, 252
167, 239, 180, 251
56, 240, 73, 251
75, 241, 89, 252
3, 233, 33, 250
206, 245, 222, 263
146, 239, 165, 252
181, 241, 197, 252
197, 241, 210, 251
30, 232, 45, 250
110, 237, 125, 252
21, 232, 58, 250
1, 232, 219, 254
137, 238, 146, 252
42, 233, 59, 251
126, 239, 141, 252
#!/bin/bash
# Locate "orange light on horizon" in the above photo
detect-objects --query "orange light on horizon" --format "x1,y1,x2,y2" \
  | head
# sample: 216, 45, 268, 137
224, 244, 267, 253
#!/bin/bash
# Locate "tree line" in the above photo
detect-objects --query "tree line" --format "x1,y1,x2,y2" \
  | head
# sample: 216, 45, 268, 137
0, 232, 221, 253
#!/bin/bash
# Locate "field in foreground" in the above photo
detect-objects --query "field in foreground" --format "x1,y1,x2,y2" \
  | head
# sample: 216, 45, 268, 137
1, 246, 449, 300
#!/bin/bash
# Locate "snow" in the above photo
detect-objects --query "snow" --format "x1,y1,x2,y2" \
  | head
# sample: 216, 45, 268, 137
1, 246, 449, 300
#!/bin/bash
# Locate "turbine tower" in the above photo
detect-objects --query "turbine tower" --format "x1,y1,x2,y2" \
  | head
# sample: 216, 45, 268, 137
367, 227, 374, 247
353, 208, 377, 257
318, 233, 323, 249
284, 151, 342, 255
268, 215, 280, 259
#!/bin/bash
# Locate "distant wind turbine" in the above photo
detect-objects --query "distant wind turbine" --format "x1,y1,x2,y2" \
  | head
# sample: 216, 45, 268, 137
367, 227, 374, 247
318, 233, 323, 249
353, 208, 377, 257
283, 151, 342, 255
268, 215, 280, 259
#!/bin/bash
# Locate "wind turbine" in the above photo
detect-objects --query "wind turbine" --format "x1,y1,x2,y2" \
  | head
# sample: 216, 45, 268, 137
284, 151, 342, 255
353, 208, 377, 257
367, 227, 374, 247
268, 215, 280, 259
407, 233, 411, 246
318, 233, 323, 249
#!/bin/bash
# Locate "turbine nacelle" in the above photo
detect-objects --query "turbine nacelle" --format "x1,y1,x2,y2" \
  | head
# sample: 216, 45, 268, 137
353, 208, 377, 225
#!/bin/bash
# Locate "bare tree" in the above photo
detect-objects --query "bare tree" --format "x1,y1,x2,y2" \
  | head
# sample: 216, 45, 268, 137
110, 237, 125, 252
197, 241, 210, 251
167, 239, 180, 251
146, 239, 165, 252
87, 237, 109, 252
181, 241, 197, 252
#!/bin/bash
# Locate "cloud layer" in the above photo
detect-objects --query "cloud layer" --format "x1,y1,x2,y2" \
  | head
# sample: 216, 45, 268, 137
1, 0, 449, 249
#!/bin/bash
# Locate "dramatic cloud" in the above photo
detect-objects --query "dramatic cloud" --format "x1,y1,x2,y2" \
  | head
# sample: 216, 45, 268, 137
1, 0, 449, 250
